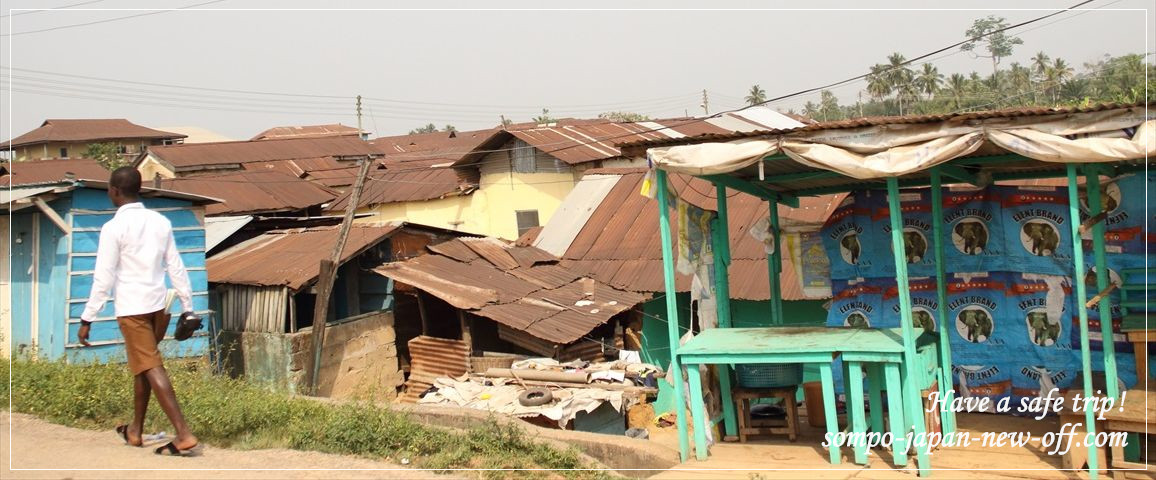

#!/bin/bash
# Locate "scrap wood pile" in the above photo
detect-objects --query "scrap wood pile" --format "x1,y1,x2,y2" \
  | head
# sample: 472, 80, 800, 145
417, 357, 663, 428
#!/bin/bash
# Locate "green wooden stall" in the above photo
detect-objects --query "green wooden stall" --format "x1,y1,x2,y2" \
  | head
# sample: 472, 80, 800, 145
642, 103, 1152, 478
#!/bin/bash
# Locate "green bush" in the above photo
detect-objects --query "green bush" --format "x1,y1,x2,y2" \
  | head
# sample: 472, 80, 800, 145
6, 359, 607, 479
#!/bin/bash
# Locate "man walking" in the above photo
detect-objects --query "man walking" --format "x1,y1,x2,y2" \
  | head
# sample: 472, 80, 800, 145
77, 167, 202, 456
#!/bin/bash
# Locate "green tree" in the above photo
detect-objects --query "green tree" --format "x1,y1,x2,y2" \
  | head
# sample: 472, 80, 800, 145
409, 123, 438, 134
1044, 58, 1074, 104
866, 64, 892, 102
946, 73, 968, 110
83, 142, 127, 171
960, 16, 1024, 76
884, 53, 916, 115
598, 111, 651, 122
915, 63, 943, 100
532, 108, 554, 124
818, 90, 842, 121
745, 84, 768, 106
444, 125, 457, 133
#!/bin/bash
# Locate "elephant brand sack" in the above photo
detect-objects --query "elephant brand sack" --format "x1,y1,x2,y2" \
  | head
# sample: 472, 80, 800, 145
820, 192, 877, 280
942, 186, 1007, 274
1006, 273, 1073, 356
826, 278, 884, 329
946, 272, 1010, 360
951, 363, 1011, 414
1010, 362, 1075, 418
878, 276, 940, 335
1000, 185, 1074, 276
870, 188, 935, 278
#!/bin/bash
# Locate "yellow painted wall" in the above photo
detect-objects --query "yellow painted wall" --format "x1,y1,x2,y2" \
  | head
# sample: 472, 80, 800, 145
137, 154, 177, 180
13, 139, 155, 162
355, 146, 583, 240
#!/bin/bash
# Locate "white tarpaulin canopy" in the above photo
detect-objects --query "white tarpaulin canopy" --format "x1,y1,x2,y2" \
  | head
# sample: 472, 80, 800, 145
647, 105, 1155, 181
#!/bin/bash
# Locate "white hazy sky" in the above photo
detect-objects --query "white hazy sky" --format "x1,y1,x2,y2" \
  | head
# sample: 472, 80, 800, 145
1, 1, 1152, 141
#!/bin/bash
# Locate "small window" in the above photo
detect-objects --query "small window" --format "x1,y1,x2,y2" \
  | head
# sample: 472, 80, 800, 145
117, 145, 128, 154
59, 147, 68, 158
516, 210, 540, 237
511, 139, 537, 173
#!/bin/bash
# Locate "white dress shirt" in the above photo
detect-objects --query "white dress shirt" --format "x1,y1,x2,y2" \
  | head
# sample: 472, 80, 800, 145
81, 202, 194, 321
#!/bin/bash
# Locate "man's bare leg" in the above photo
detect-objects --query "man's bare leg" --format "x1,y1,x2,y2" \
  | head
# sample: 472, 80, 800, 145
126, 373, 150, 445
144, 365, 198, 449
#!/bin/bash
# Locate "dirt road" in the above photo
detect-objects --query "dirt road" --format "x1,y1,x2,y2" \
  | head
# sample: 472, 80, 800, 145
2, 412, 457, 479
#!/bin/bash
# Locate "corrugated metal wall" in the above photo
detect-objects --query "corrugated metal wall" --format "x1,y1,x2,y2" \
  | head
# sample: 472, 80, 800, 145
64, 188, 212, 363
218, 285, 288, 333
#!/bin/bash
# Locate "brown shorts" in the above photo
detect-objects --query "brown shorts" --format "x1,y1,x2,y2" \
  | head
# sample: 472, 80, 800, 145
117, 309, 171, 375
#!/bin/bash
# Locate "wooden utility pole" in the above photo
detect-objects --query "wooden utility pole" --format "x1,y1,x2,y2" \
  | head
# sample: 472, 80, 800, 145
307, 95, 373, 395
700, 89, 710, 115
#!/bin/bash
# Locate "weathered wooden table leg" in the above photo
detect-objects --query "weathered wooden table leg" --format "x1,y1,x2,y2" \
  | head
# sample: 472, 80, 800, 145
685, 364, 709, 461
868, 363, 884, 434
819, 361, 841, 465
884, 362, 907, 468
847, 360, 869, 465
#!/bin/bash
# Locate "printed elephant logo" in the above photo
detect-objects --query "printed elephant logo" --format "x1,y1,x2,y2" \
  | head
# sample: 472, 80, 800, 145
1079, 182, 1121, 214
955, 307, 994, 343
1020, 221, 1059, 257
1084, 267, 1121, 288
912, 308, 936, 334
1025, 310, 1060, 347
903, 229, 928, 264
840, 232, 861, 265
952, 219, 988, 255
845, 312, 870, 329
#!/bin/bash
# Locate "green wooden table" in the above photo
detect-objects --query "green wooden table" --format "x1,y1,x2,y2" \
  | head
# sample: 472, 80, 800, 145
676, 326, 930, 470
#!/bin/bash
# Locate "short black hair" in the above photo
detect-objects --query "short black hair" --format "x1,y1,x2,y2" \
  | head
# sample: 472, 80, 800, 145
109, 167, 141, 197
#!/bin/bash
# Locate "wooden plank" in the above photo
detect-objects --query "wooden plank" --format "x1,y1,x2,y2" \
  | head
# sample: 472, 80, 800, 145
308, 154, 374, 395
1078, 211, 1108, 235
32, 198, 70, 234
656, 169, 689, 462
416, 292, 430, 336
1066, 164, 1101, 475
1085, 166, 1119, 400
1085, 284, 1118, 309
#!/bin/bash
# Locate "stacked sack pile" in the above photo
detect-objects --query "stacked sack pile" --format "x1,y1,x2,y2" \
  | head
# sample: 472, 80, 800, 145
820, 171, 1153, 416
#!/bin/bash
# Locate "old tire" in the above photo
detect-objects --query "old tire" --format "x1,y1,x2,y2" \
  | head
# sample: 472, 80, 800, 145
518, 387, 553, 407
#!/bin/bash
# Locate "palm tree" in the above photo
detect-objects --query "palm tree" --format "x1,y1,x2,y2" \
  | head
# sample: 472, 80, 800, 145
1044, 58, 1074, 104
915, 63, 944, 100
947, 73, 967, 110
884, 53, 915, 114
745, 85, 768, 106
1030, 51, 1051, 78
866, 64, 892, 101
1008, 63, 1032, 100
802, 101, 820, 119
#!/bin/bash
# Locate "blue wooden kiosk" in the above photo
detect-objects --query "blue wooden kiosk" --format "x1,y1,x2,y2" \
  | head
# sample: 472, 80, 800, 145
643, 103, 1152, 478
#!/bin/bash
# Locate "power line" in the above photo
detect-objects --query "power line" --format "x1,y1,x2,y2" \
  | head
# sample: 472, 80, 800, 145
0, 0, 107, 19
2, 0, 228, 37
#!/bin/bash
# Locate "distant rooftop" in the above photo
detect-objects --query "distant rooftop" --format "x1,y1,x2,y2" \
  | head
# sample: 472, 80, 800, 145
251, 124, 363, 141
4, 119, 186, 148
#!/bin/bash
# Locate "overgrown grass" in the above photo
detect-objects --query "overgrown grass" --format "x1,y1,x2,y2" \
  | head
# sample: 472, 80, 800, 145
2, 359, 608, 479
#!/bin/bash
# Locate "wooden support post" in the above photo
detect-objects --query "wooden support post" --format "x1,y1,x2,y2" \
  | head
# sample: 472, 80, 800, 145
308, 260, 336, 393
656, 169, 690, 461
416, 292, 430, 336
1085, 165, 1119, 400
288, 288, 297, 333
458, 310, 472, 353
886, 178, 930, 476
308, 152, 374, 395
711, 182, 737, 439
928, 168, 956, 435
1066, 164, 1101, 479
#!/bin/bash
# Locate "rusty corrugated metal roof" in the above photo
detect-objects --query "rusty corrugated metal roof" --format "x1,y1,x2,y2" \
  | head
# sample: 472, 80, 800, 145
543, 171, 841, 300
160, 170, 336, 216
251, 124, 361, 141
402, 335, 470, 403
327, 159, 466, 210
4, 119, 186, 148
0, 158, 109, 187
374, 238, 648, 345
148, 136, 384, 170
621, 102, 1153, 150
208, 223, 401, 291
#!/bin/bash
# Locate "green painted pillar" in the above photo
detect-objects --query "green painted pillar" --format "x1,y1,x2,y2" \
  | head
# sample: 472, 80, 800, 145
886, 178, 930, 475
711, 182, 738, 438
928, 169, 956, 434
655, 169, 690, 461
1084, 165, 1119, 400
1066, 164, 1100, 478
768, 199, 784, 325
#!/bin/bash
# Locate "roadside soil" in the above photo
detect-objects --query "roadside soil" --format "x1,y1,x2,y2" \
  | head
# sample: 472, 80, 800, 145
2, 411, 458, 479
